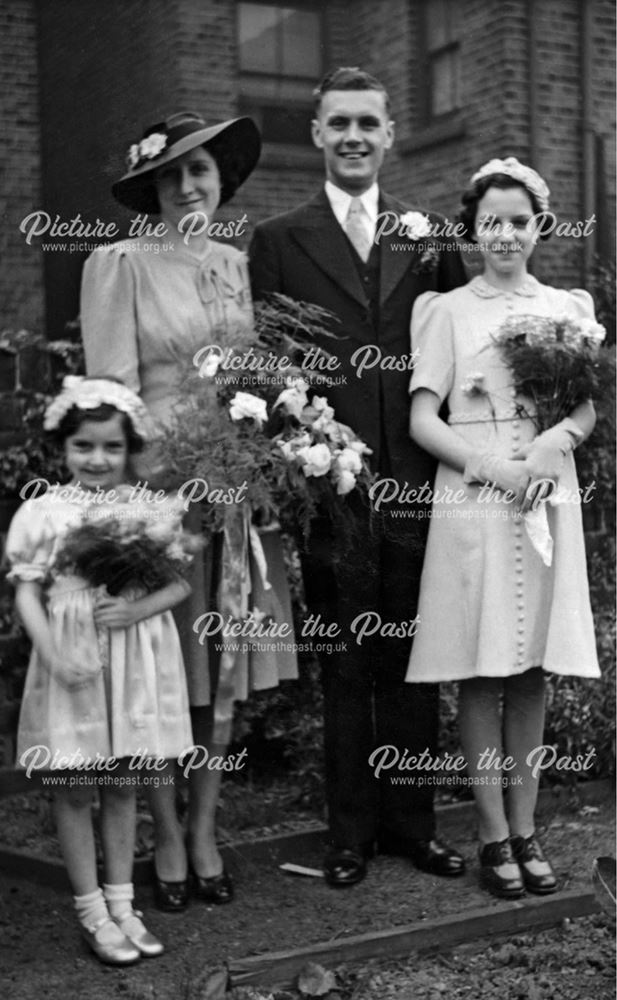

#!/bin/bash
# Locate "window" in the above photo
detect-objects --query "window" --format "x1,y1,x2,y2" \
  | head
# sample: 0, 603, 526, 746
237, 2, 325, 145
421, 0, 461, 120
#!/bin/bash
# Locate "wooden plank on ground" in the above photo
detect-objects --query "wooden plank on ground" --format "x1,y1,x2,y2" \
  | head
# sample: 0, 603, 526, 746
229, 890, 600, 989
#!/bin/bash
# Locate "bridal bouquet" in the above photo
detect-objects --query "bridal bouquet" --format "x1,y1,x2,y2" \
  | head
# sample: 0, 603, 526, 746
491, 312, 609, 566
53, 492, 202, 594
159, 294, 374, 543
492, 313, 607, 430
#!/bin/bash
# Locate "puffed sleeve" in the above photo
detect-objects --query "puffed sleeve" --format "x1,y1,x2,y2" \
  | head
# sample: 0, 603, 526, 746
5, 500, 54, 583
409, 291, 455, 403
564, 288, 596, 321
80, 245, 140, 392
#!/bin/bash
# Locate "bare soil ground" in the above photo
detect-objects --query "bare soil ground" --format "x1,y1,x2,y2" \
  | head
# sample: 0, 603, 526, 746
0, 790, 614, 999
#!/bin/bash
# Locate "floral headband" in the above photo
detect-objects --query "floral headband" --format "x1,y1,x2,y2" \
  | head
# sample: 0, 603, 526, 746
44, 376, 152, 440
470, 157, 550, 212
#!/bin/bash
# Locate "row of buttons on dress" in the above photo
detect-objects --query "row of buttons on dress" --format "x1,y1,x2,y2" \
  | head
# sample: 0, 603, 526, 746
510, 381, 526, 667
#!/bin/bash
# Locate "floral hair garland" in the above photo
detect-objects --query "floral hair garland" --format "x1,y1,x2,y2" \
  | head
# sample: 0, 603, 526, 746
471, 156, 550, 212
44, 376, 152, 440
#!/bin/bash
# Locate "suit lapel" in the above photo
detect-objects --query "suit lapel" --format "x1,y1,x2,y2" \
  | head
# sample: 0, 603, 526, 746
378, 193, 421, 305
290, 191, 368, 307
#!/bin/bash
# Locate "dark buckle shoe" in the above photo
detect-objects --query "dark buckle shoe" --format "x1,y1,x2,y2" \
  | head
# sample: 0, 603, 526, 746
192, 868, 234, 905
323, 846, 368, 888
479, 839, 525, 899
379, 833, 466, 877
510, 834, 557, 895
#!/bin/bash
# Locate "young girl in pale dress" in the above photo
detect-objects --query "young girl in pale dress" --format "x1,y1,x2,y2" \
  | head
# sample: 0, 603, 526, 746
6, 377, 193, 964
406, 158, 600, 899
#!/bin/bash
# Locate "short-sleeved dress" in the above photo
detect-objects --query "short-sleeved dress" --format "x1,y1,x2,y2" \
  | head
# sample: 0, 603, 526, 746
80, 236, 297, 706
405, 275, 600, 682
6, 488, 193, 762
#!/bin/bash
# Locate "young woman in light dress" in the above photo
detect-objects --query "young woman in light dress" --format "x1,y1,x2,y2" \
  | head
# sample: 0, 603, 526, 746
406, 158, 600, 898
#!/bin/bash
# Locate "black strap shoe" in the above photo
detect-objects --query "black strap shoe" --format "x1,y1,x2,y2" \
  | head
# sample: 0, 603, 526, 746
379, 833, 466, 877
510, 834, 557, 895
323, 846, 369, 887
479, 839, 525, 899
153, 872, 190, 912
191, 868, 234, 904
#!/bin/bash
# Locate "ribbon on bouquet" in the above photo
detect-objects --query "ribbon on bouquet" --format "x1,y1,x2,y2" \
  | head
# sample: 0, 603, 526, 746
211, 505, 272, 744
523, 480, 568, 567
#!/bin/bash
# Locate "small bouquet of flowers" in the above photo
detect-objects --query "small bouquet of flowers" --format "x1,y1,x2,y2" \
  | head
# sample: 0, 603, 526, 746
492, 313, 608, 430
159, 294, 374, 543
52, 493, 202, 594
272, 378, 373, 539
490, 312, 609, 566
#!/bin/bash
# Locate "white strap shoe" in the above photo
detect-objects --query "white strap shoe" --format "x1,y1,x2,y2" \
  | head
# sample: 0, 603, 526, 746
81, 916, 141, 965
115, 909, 164, 957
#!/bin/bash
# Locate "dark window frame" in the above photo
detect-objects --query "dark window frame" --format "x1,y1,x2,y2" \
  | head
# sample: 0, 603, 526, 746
236, 0, 328, 147
418, 0, 461, 124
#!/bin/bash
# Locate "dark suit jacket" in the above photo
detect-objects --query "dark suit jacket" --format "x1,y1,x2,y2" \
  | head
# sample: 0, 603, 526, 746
249, 189, 467, 486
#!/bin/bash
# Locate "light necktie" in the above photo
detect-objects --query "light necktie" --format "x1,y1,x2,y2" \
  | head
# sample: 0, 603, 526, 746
344, 197, 372, 262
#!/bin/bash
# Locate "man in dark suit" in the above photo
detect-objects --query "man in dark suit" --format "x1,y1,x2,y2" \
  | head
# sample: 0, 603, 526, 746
249, 67, 467, 887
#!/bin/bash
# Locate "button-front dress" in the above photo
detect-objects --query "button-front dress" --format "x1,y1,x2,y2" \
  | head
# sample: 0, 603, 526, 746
405, 275, 600, 682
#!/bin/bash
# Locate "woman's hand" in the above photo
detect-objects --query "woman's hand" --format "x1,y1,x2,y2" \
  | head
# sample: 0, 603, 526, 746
519, 417, 585, 483
464, 452, 532, 500
93, 593, 139, 629
518, 432, 568, 483
93, 579, 190, 629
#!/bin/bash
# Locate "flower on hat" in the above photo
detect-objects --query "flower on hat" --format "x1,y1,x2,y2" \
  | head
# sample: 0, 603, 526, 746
126, 132, 168, 170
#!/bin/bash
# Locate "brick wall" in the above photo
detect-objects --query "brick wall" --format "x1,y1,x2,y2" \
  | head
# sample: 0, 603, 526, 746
36, 0, 184, 336
3, 0, 614, 336
0, 0, 44, 330
370, 0, 616, 289
179, 0, 355, 242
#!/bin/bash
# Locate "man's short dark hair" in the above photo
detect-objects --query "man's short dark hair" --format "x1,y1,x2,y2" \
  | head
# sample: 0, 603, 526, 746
313, 67, 390, 115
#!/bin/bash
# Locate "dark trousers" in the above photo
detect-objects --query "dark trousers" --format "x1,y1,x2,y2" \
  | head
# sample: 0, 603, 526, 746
302, 504, 438, 847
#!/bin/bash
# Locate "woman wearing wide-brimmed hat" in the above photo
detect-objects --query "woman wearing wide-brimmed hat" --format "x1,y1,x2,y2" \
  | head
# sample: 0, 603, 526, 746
81, 112, 297, 911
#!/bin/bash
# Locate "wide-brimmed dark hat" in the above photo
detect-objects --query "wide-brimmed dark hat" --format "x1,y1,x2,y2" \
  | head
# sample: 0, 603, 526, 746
112, 112, 261, 214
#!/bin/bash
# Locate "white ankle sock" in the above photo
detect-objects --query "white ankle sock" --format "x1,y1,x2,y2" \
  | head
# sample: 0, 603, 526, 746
74, 887, 109, 929
103, 882, 134, 922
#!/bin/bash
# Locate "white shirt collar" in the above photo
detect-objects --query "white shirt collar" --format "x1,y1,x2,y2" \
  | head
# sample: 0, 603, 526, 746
324, 181, 379, 238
